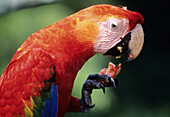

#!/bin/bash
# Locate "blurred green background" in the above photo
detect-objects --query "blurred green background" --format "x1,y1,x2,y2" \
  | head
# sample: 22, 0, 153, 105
0, 0, 170, 117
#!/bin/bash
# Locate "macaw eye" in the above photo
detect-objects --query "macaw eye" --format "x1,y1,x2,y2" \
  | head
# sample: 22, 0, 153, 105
111, 23, 116, 28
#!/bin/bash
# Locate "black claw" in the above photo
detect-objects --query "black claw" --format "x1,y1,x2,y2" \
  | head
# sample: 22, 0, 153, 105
87, 104, 95, 108
110, 78, 116, 88
100, 83, 105, 93
80, 74, 119, 113
114, 77, 119, 86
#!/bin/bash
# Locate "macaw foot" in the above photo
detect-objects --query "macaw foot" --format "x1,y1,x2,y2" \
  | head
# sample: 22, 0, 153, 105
80, 74, 118, 112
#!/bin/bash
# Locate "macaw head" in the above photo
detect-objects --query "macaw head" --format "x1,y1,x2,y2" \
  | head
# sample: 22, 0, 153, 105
74, 4, 144, 62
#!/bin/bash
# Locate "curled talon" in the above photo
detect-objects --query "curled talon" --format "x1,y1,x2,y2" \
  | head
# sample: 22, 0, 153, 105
100, 83, 105, 93
80, 74, 118, 112
87, 104, 95, 108
110, 77, 117, 88
80, 62, 121, 112
114, 77, 119, 87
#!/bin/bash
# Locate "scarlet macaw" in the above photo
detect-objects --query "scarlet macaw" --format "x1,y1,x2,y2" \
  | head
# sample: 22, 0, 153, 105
0, 4, 144, 117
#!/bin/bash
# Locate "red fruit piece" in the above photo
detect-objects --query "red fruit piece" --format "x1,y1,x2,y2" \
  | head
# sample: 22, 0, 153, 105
99, 62, 121, 78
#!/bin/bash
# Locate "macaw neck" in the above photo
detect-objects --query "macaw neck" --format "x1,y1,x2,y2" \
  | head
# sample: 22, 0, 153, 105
12, 19, 95, 79
53, 43, 95, 79
35, 20, 96, 76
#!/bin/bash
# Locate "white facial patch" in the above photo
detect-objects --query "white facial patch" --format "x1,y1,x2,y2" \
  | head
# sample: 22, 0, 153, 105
94, 18, 129, 54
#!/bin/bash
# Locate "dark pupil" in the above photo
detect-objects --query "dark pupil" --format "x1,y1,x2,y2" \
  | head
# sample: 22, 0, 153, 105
111, 24, 116, 28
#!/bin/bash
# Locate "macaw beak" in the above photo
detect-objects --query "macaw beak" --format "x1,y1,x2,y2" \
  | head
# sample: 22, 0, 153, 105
104, 24, 144, 63
128, 24, 144, 60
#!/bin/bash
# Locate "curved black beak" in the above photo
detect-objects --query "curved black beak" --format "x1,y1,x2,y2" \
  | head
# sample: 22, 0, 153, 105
104, 32, 131, 57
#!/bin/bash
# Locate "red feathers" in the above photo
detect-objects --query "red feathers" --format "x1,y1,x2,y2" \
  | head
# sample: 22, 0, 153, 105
76, 4, 144, 31
0, 50, 55, 116
0, 4, 144, 117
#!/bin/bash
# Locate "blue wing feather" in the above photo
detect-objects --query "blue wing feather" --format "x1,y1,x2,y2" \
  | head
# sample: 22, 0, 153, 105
42, 84, 58, 117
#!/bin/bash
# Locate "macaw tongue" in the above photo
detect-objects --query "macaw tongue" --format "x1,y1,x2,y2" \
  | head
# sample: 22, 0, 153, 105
99, 62, 121, 78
